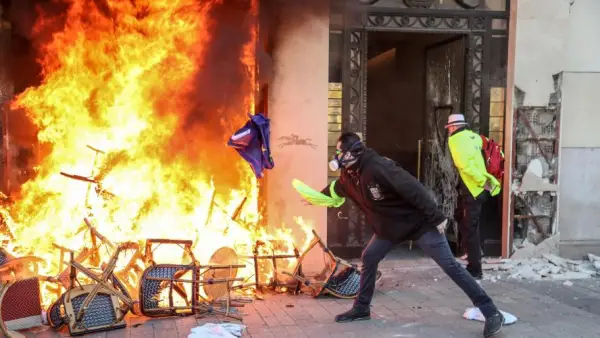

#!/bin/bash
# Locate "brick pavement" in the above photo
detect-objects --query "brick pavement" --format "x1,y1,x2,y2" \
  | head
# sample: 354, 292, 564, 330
21, 256, 600, 338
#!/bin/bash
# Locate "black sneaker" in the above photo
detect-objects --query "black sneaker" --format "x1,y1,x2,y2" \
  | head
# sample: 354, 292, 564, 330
334, 307, 371, 323
483, 311, 504, 337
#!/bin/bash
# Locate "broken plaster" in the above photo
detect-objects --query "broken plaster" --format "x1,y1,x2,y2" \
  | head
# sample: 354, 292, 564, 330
518, 158, 558, 192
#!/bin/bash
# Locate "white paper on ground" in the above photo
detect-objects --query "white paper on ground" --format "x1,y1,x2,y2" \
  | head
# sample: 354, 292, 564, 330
463, 307, 518, 325
188, 323, 247, 338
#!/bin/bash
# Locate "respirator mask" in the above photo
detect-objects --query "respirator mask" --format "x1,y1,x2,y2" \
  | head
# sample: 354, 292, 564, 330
328, 141, 364, 171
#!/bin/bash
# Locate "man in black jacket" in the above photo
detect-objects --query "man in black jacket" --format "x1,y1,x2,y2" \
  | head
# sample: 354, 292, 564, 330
311, 132, 504, 338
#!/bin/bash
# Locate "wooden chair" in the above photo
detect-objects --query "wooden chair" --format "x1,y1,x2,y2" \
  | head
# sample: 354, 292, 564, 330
284, 229, 381, 299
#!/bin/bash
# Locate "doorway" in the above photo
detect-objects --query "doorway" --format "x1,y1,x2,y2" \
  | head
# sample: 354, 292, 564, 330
366, 31, 466, 254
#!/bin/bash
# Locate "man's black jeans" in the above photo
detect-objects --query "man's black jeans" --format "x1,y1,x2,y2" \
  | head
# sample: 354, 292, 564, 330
354, 230, 498, 318
459, 189, 489, 275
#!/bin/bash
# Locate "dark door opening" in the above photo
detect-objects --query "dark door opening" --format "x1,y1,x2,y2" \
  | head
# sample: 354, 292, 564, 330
366, 31, 465, 256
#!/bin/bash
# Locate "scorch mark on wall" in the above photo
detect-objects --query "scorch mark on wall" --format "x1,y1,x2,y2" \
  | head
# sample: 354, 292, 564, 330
277, 134, 318, 149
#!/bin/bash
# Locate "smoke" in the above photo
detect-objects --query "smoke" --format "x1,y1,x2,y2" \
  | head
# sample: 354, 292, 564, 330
167, 0, 334, 192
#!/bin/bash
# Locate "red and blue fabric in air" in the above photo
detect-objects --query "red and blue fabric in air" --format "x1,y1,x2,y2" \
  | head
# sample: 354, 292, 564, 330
227, 113, 275, 178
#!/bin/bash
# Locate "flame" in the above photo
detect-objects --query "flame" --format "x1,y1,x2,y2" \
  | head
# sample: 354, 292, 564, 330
0, 0, 313, 307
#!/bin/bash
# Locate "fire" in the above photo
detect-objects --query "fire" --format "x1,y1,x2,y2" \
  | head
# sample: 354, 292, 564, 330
0, 0, 312, 307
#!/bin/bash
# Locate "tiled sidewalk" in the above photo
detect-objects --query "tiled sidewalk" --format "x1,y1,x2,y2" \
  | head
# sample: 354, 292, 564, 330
22, 257, 600, 337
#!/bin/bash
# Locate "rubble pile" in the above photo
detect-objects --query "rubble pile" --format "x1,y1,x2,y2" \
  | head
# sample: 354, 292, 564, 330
478, 253, 600, 282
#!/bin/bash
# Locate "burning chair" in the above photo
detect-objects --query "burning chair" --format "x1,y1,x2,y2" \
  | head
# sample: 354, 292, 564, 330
44, 216, 143, 327
47, 242, 137, 336
201, 192, 302, 294
0, 249, 45, 338
284, 230, 381, 299
139, 239, 246, 320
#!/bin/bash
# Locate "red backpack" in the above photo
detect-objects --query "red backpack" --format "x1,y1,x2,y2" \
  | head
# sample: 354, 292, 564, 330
480, 135, 504, 181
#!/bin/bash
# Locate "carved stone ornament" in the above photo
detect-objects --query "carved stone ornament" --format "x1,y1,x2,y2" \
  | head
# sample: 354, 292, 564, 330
403, 0, 435, 8
456, 0, 483, 9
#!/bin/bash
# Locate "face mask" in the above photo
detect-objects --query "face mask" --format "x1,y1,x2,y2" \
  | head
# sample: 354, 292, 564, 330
329, 155, 342, 171
329, 141, 363, 171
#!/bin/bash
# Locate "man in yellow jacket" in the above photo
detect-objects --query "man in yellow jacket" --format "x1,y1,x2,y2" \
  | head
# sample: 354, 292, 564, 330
446, 114, 500, 280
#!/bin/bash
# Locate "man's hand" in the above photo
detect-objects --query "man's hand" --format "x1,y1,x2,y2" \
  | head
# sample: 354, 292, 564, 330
436, 219, 448, 234
483, 180, 493, 191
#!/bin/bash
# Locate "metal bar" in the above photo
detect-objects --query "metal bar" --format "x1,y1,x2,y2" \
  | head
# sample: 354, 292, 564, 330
515, 196, 549, 239
198, 264, 246, 270
362, 8, 509, 18
271, 250, 278, 286
253, 245, 260, 288
480, 17, 493, 136
242, 255, 298, 260
514, 215, 551, 219
518, 137, 556, 141
417, 139, 422, 181
143, 277, 244, 284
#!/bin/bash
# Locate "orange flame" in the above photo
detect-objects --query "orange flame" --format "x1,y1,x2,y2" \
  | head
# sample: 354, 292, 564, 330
1, 0, 312, 307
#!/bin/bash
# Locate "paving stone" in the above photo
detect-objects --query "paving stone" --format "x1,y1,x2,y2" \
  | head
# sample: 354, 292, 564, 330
284, 325, 307, 337
20, 258, 600, 338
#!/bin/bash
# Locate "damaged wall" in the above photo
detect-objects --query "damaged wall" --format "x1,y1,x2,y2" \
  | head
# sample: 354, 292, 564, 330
513, 0, 600, 259
514, 0, 571, 107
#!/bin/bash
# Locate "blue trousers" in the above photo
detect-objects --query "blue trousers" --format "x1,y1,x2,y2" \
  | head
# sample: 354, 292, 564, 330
353, 230, 498, 318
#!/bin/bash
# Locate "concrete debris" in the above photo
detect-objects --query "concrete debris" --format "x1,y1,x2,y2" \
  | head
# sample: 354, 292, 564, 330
518, 158, 558, 192
511, 233, 560, 259
543, 254, 568, 268
588, 253, 600, 262
473, 252, 600, 282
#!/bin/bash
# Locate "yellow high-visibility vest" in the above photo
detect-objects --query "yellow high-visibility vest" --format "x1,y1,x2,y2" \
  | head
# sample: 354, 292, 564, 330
448, 129, 501, 198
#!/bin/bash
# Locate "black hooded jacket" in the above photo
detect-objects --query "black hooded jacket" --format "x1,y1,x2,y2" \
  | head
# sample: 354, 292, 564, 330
322, 148, 446, 243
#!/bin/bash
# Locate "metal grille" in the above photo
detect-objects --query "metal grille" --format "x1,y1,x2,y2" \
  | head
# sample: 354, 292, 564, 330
513, 106, 560, 242
514, 107, 558, 180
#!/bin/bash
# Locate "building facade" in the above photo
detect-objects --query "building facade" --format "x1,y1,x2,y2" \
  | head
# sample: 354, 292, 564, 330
1, 0, 598, 259
267, 0, 600, 259
514, 0, 600, 259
